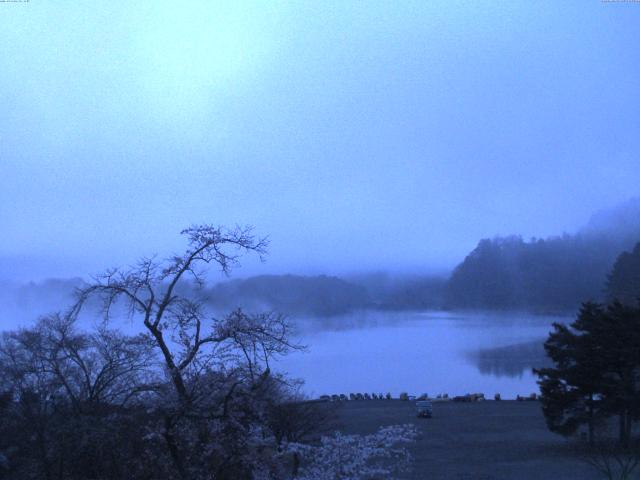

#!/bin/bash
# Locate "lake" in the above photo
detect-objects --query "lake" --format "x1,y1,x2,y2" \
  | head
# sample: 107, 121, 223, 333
0, 296, 570, 400
276, 310, 569, 399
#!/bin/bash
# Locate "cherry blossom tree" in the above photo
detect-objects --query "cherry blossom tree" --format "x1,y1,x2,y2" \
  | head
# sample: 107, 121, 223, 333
69, 225, 303, 479
285, 424, 418, 480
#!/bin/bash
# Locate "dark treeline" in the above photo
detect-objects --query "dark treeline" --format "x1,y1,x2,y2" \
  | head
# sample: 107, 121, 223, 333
446, 234, 617, 311
202, 274, 370, 317
347, 272, 446, 311
189, 273, 447, 317
1, 273, 447, 322
2, 199, 639, 319
445, 198, 640, 312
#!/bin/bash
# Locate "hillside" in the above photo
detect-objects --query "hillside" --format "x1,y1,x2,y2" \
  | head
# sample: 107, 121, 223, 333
445, 197, 640, 311
204, 274, 370, 317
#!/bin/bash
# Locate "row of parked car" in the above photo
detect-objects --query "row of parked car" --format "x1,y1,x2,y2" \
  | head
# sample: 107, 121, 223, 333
318, 392, 539, 402
450, 393, 538, 401
319, 393, 393, 401
516, 393, 538, 401
452, 393, 486, 402
319, 392, 439, 402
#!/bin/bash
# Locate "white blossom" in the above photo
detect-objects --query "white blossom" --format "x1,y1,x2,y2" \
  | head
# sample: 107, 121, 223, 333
284, 424, 418, 480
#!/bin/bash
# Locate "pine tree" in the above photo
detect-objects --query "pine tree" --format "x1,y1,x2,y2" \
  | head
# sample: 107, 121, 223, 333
597, 301, 640, 446
536, 301, 640, 446
535, 302, 608, 445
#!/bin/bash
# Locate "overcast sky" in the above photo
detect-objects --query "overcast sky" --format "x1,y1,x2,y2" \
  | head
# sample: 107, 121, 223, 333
1, 1, 639, 281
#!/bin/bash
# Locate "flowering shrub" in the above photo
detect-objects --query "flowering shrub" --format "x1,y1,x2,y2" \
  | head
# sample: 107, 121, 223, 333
286, 424, 417, 480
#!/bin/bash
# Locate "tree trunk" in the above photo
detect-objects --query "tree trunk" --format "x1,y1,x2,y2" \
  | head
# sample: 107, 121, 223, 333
588, 396, 594, 447
292, 451, 300, 477
625, 415, 632, 447
163, 416, 189, 480
619, 411, 631, 448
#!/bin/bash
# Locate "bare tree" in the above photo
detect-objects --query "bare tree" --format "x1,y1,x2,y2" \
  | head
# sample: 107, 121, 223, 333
68, 225, 303, 479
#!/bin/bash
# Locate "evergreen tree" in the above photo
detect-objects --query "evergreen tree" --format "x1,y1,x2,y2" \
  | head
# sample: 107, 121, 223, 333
535, 302, 608, 445
598, 301, 640, 446
535, 301, 640, 446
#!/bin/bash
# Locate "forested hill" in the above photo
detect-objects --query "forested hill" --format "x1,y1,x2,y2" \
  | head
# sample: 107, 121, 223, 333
445, 198, 640, 311
203, 274, 370, 316
203, 273, 450, 316
3, 199, 639, 320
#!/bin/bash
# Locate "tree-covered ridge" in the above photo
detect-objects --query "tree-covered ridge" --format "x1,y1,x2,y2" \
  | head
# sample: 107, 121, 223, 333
446, 198, 640, 312
204, 274, 371, 317
203, 272, 449, 316
446, 234, 617, 310
3, 198, 639, 317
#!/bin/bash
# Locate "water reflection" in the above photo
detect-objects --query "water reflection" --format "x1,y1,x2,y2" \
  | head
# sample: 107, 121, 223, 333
278, 310, 565, 398
467, 340, 552, 378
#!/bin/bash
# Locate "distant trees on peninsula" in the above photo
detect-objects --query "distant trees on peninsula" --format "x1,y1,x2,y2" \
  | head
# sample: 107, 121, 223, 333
2, 199, 639, 318
203, 274, 370, 316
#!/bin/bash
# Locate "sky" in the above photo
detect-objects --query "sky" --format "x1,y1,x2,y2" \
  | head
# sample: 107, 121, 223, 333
1, 1, 640, 282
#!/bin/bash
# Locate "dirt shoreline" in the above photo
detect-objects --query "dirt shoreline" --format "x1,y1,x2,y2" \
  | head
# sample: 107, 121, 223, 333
333, 400, 602, 479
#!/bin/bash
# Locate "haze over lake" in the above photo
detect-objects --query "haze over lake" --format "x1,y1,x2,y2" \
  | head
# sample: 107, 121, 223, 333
0, 279, 561, 399
278, 310, 563, 399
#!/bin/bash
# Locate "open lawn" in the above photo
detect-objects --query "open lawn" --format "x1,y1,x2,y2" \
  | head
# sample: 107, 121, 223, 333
333, 400, 603, 480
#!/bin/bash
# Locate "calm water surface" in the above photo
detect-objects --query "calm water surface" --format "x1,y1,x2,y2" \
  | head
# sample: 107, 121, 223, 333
276, 310, 569, 399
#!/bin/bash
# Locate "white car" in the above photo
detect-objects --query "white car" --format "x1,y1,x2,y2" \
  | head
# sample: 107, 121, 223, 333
416, 400, 433, 418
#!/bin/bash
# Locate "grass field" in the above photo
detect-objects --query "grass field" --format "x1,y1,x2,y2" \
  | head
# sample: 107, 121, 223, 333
333, 400, 603, 479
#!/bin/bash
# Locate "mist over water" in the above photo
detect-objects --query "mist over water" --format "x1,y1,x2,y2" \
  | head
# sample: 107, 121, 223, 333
277, 310, 563, 399
0, 276, 560, 399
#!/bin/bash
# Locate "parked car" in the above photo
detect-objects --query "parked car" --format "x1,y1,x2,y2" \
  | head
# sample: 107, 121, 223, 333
416, 400, 433, 418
